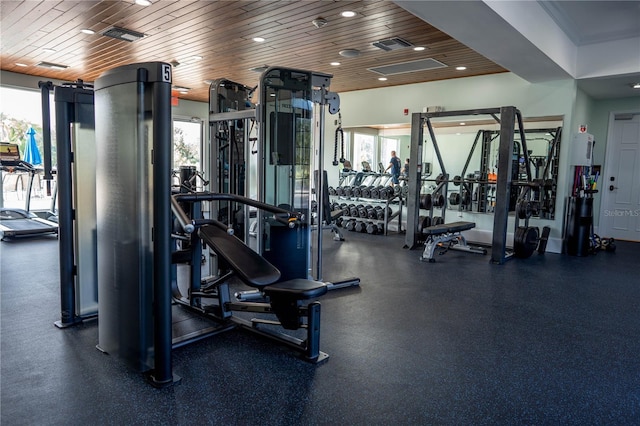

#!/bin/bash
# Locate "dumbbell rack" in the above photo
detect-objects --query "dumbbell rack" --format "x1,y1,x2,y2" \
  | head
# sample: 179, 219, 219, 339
330, 193, 403, 236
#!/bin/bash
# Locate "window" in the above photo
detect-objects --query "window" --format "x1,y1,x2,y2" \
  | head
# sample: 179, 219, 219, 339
353, 133, 375, 171
173, 118, 203, 170
379, 136, 399, 171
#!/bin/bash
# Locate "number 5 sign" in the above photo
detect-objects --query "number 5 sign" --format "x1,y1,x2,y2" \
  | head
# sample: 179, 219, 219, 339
161, 64, 172, 83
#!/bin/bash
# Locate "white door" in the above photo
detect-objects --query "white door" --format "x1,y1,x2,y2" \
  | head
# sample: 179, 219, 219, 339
600, 112, 640, 241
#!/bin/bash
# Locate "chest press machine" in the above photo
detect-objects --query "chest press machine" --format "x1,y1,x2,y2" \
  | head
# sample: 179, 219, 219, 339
171, 192, 329, 363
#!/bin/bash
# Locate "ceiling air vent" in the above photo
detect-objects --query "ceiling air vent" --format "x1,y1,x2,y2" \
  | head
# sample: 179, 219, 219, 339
368, 58, 447, 76
102, 26, 145, 42
372, 37, 413, 51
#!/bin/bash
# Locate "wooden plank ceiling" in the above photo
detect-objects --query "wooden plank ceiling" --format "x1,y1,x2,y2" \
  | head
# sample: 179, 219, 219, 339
1, 0, 507, 103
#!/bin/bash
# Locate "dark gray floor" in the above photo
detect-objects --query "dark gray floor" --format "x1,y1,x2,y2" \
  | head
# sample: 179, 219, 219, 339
1, 231, 639, 425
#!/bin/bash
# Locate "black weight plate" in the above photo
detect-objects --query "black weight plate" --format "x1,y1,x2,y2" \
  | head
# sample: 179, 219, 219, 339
419, 193, 432, 210
432, 216, 444, 225
432, 194, 445, 207
449, 192, 461, 206
514, 226, 538, 258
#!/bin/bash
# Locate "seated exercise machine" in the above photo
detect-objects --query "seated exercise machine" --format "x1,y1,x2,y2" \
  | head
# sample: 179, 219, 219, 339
171, 191, 330, 363
419, 221, 486, 262
94, 62, 349, 387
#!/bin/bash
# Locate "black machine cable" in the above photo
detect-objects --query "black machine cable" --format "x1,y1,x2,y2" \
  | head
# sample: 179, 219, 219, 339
332, 111, 345, 166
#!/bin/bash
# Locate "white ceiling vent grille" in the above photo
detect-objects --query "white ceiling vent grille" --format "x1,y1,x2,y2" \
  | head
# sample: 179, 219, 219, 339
372, 37, 413, 51
368, 58, 447, 76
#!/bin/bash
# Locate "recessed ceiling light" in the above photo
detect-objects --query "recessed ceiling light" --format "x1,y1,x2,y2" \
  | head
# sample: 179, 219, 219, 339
413, 46, 426, 51
42, 48, 57, 53
15, 63, 28, 67
330, 62, 341, 66
192, 55, 203, 61
80, 28, 95, 35
135, 0, 151, 5
460, 122, 466, 126
253, 37, 265, 42
633, 83, 640, 89
378, 77, 388, 81
341, 11, 356, 18
456, 66, 467, 71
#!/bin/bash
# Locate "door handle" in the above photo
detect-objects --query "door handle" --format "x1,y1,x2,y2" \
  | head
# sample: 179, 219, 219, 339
609, 185, 618, 191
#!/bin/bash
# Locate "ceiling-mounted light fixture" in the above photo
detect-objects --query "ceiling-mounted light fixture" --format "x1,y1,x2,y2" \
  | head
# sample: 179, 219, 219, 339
42, 48, 57, 53
378, 77, 388, 81
36, 61, 69, 70
312, 17, 328, 28
456, 66, 467, 71
253, 37, 265, 42
633, 83, 640, 89
135, 0, 151, 5
102, 26, 145, 42
330, 62, 341, 66
341, 11, 356, 17
339, 49, 360, 58
173, 85, 190, 94
413, 46, 426, 51
80, 28, 95, 35
15, 63, 28, 67
249, 65, 270, 73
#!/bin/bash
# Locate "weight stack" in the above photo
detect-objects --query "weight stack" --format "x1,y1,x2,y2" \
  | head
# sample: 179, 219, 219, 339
565, 196, 593, 256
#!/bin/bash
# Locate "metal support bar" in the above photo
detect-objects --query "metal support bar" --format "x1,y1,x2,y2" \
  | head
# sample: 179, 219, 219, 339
490, 106, 518, 264
404, 112, 425, 249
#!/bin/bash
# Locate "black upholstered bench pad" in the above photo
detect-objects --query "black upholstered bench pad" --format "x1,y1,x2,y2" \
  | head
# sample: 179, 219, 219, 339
263, 278, 328, 299
198, 225, 280, 288
423, 221, 475, 235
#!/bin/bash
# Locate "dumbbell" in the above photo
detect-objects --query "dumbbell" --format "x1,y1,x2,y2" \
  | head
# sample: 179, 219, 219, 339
354, 221, 367, 233
349, 204, 359, 217
352, 186, 363, 197
379, 187, 391, 199
358, 205, 369, 218
345, 219, 357, 231
367, 206, 377, 219
374, 206, 385, 220
360, 186, 373, 198
366, 222, 378, 234
328, 186, 336, 196
370, 186, 383, 199
341, 203, 350, 216
335, 217, 343, 227
331, 202, 340, 211
449, 192, 461, 206
376, 223, 384, 234
343, 186, 353, 197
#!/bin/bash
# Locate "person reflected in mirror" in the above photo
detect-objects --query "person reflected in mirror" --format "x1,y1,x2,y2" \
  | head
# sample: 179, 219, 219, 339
385, 150, 401, 185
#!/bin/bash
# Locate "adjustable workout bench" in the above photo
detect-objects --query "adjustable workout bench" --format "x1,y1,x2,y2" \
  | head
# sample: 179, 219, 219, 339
420, 221, 487, 262
197, 223, 329, 362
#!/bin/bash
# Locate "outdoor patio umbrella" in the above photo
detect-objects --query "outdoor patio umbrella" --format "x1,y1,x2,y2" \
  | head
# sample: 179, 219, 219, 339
23, 127, 42, 166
